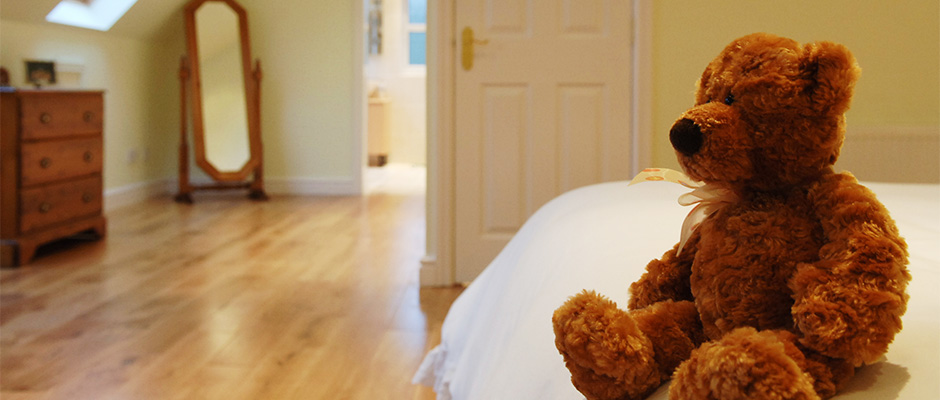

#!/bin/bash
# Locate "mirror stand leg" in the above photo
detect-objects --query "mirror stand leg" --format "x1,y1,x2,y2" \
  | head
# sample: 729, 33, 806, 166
248, 166, 268, 201
175, 192, 194, 204
176, 55, 194, 204
247, 60, 266, 201
175, 142, 193, 204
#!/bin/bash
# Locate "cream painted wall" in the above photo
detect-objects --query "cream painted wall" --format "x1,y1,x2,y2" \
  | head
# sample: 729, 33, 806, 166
0, 19, 178, 192
364, 0, 428, 166
241, 0, 360, 186
650, 0, 940, 170
3, 0, 364, 197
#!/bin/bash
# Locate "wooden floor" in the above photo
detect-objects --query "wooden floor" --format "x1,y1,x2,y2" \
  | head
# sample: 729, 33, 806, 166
1, 187, 461, 399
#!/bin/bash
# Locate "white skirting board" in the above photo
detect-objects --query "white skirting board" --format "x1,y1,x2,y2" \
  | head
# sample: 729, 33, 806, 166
104, 179, 174, 212
263, 177, 361, 196
837, 126, 940, 184
104, 177, 361, 211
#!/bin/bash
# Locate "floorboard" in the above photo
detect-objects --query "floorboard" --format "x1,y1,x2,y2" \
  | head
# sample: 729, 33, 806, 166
1, 178, 460, 400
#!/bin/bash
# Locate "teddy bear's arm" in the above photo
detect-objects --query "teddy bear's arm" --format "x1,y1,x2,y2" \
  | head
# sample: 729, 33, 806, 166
791, 173, 910, 366
627, 234, 698, 311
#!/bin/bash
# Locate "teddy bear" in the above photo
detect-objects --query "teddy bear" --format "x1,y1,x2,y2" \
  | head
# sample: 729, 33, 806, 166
552, 33, 910, 400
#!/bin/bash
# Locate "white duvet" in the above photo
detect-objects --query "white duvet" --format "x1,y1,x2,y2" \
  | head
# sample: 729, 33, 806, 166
415, 180, 940, 400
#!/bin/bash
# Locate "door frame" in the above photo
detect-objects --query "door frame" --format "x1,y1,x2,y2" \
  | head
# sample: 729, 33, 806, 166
419, 0, 654, 286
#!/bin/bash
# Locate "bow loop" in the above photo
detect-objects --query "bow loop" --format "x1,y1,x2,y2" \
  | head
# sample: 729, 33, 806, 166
630, 168, 737, 254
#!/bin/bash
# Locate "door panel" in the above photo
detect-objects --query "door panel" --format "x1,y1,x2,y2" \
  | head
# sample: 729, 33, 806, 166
482, 85, 529, 235
485, 0, 529, 34
561, 0, 608, 35
455, 0, 632, 282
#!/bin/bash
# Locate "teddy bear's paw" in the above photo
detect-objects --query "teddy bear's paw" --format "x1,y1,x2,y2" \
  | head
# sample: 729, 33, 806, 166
553, 290, 661, 399
668, 327, 819, 400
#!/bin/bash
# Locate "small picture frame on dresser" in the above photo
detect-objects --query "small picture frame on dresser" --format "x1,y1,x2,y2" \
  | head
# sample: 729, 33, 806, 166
0, 66, 11, 87
25, 60, 56, 88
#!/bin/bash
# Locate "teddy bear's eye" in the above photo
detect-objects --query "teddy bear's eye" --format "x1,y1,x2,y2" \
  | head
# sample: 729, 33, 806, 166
724, 94, 735, 105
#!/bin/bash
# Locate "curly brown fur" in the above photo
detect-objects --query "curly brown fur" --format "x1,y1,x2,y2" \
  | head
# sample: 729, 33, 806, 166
791, 173, 910, 365
628, 236, 699, 310
553, 33, 909, 400
553, 290, 660, 400
631, 300, 708, 378
670, 328, 818, 400
553, 293, 708, 400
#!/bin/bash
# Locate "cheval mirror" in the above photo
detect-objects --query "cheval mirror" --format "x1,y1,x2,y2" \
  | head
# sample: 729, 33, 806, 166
176, 0, 267, 202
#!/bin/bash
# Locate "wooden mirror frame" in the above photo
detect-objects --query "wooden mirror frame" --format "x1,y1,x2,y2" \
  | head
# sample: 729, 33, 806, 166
176, 0, 266, 202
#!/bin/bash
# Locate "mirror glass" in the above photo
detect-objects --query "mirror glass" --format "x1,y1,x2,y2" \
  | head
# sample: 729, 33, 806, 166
195, 2, 251, 172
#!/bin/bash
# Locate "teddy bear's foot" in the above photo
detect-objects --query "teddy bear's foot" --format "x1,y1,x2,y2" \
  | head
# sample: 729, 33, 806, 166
669, 327, 819, 400
553, 290, 661, 400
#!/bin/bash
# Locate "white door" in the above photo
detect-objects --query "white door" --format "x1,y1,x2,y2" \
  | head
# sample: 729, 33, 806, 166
455, 0, 634, 281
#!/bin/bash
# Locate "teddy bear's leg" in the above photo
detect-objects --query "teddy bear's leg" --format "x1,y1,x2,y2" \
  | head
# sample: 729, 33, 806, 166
798, 348, 855, 398
669, 327, 817, 400
553, 291, 705, 400
668, 327, 854, 400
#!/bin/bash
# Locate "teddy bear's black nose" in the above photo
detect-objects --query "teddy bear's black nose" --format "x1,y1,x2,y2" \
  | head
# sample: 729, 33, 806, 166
670, 118, 703, 156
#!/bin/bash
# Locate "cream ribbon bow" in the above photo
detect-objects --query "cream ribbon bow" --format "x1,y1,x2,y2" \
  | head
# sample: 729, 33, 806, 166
629, 168, 738, 255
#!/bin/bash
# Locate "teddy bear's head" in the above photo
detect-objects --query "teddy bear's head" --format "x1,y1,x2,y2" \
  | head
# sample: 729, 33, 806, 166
669, 33, 860, 191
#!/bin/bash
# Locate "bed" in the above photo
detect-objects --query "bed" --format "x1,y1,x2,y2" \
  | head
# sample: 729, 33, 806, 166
414, 179, 940, 400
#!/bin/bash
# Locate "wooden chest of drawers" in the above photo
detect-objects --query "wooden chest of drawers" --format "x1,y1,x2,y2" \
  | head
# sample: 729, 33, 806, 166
1, 90, 107, 267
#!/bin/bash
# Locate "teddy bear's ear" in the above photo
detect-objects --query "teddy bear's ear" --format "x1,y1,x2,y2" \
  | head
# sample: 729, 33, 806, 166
801, 41, 861, 115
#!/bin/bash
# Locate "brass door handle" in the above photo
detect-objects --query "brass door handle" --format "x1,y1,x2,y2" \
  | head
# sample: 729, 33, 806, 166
461, 27, 489, 71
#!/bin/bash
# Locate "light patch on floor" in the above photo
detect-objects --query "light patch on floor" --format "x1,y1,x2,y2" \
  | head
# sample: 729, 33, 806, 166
365, 163, 426, 195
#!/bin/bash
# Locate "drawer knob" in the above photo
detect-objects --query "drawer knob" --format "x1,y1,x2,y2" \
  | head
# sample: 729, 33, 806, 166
83, 151, 94, 162
39, 202, 52, 213
40, 112, 52, 124
82, 193, 93, 203
83, 111, 94, 122
40, 157, 52, 168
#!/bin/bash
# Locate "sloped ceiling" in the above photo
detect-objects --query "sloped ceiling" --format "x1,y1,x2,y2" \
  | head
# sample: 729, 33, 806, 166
1, 0, 192, 39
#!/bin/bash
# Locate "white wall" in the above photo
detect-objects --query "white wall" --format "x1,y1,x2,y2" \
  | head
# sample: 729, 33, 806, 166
364, 0, 427, 166
650, 0, 940, 174
239, 0, 361, 192
3, 0, 366, 197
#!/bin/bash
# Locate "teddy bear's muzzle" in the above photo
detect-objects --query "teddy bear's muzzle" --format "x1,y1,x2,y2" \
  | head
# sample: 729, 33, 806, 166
671, 118, 703, 156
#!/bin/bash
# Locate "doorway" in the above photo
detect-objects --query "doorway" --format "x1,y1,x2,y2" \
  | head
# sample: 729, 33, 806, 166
363, 0, 428, 195
356, 0, 654, 285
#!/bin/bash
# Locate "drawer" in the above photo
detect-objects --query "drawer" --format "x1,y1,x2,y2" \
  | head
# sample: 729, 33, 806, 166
19, 176, 102, 233
20, 93, 103, 140
21, 137, 103, 186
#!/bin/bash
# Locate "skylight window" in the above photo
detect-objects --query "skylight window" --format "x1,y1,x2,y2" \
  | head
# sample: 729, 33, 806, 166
45, 0, 138, 31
